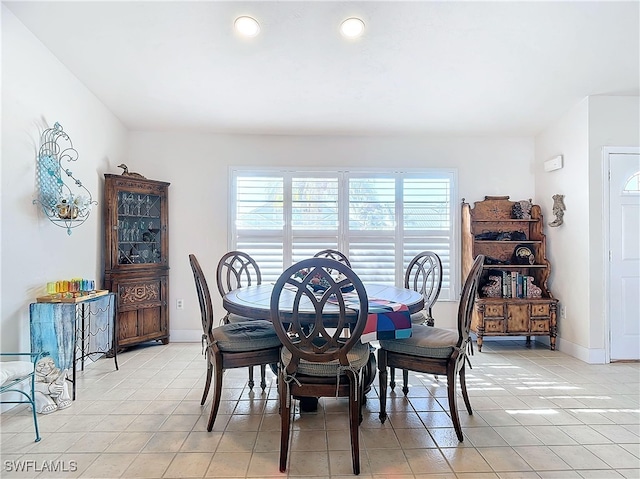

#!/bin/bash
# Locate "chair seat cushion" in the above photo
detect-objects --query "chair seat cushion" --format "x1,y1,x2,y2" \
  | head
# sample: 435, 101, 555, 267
281, 340, 370, 377
379, 325, 457, 359
226, 313, 265, 324
410, 310, 430, 325
212, 320, 281, 352
0, 361, 34, 386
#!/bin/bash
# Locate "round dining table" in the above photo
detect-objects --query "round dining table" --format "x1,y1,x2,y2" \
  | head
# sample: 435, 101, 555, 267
223, 282, 424, 410
223, 283, 425, 321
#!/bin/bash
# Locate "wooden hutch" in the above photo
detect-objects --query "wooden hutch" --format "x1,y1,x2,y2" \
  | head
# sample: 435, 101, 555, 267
462, 196, 558, 351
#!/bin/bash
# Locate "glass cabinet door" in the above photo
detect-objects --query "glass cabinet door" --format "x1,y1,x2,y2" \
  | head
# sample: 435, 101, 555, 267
116, 191, 162, 265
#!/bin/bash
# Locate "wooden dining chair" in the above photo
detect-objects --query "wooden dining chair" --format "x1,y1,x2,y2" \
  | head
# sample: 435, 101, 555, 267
313, 249, 355, 341
378, 254, 484, 442
405, 251, 443, 327
216, 251, 262, 323
390, 251, 443, 394
189, 254, 216, 406
216, 250, 269, 390
189, 254, 281, 430
271, 257, 369, 475
313, 249, 351, 267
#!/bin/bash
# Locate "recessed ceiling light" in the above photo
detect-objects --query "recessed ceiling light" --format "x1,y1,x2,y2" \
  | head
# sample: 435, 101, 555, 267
340, 17, 365, 38
234, 16, 260, 37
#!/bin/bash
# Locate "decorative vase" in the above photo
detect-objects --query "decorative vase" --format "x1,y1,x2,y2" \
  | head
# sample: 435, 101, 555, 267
56, 199, 79, 219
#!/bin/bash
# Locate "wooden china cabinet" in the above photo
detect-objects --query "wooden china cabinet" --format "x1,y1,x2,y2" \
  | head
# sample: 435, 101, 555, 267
103, 174, 170, 350
462, 196, 558, 351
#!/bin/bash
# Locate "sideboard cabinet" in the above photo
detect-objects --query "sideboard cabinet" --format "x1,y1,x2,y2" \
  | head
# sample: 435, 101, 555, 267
461, 196, 558, 351
103, 174, 170, 349
30, 293, 117, 400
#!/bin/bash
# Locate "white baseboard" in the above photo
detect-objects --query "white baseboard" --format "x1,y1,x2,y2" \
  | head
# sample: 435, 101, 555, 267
472, 335, 607, 364
556, 337, 606, 364
169, 329, 202, 342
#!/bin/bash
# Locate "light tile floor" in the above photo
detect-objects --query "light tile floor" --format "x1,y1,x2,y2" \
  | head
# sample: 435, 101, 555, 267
1, 340, 638, 478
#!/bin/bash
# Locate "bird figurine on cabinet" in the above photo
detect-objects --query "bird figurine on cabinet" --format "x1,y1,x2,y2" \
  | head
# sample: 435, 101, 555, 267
117, 164, 146, 179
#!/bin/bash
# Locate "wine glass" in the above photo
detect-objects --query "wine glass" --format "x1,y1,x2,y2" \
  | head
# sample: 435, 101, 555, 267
135, 195, 143, 216
122, 193, 130, 215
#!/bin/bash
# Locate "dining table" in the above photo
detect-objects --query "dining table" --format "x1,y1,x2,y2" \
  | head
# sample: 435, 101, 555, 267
223, 282, 424, 410
223, 283, 424, 322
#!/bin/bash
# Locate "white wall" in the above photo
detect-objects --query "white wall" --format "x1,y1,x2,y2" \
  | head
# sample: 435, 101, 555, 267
535, 95, 640, 363
128, 132, 535, 340
534, 98, 590, 355
1, 6, 128, 352
588, 97, 640, 358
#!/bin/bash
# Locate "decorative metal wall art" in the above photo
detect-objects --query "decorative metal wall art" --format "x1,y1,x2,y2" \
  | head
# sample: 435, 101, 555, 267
549, 194, 565, 227
33, 123, 97, 235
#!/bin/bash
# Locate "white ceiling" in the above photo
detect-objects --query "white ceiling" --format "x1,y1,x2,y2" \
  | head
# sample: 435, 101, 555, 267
5, 1, 639, 136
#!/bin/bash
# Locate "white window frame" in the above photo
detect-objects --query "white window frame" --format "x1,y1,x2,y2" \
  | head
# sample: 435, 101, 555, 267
229, 167, 459, 300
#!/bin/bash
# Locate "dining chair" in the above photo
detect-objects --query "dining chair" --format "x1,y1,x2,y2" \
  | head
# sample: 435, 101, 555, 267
405, 251, 443, 327
313, 248, 351, 267
216, 251, 263, 323
271, 257, 369, 475
216, 250, 269, 390
189, 254, 216, 406
189, 253, 281, 430
377, 254, 485, 442
390, 251, 443, 394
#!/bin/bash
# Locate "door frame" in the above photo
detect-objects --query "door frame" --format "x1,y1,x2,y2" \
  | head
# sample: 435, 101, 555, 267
602, 146, 640, 363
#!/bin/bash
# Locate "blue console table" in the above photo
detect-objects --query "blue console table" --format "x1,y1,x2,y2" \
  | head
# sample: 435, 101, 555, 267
29, 293, 118, 399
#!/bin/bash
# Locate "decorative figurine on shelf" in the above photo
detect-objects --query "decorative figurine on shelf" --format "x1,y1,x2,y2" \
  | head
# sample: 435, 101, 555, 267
33, 356, 71, 414
117, 163, 146, 179
526, 277, 542, 298
481, 275, 502, 298
55, 198, 76, 219
512, 199, 533, 219
549, 194, 565, 227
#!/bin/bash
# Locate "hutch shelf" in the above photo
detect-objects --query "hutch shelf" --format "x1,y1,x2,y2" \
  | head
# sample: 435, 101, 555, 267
462, 196, 558, 351
103, 174, 170, 350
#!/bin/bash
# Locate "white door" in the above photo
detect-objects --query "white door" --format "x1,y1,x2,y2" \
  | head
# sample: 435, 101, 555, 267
609, 151, 640, 361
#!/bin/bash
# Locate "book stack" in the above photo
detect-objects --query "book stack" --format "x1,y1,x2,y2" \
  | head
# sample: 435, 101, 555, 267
500, 271, 530, 299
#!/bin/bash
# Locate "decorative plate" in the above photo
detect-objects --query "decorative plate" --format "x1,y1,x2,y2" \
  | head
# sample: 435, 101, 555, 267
513, 245, 535, 265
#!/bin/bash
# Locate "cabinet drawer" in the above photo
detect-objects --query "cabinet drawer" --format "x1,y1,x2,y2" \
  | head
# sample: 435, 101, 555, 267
531, 303, 551, 318
484, 319, 505, 333
530, 319, 550, 333
118, 280, 162, 310
483, 304, 505, 318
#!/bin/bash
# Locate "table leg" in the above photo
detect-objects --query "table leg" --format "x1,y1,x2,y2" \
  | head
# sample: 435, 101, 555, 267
298, 396, 319, 412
